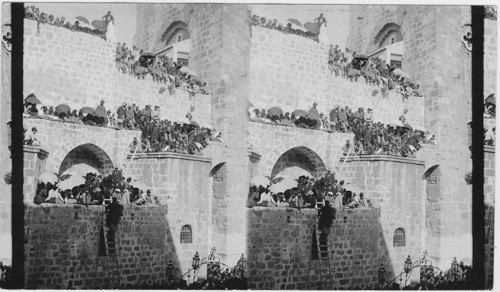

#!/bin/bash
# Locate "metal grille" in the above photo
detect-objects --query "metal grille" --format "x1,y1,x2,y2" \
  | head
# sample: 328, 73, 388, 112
180, 225, 192, 244
177, 57, 189, 67
393, 228, 406, 247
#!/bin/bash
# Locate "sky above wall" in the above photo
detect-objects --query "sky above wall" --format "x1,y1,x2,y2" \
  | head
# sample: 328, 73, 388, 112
27, 3, 351, 49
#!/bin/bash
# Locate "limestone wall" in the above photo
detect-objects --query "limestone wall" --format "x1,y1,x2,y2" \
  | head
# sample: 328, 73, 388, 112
248, 25, 425, 127
24, 204, 180, 289
247, 207, 390, 290
23, 118, 140, 176
247, 121, 353, 177
23, 146, 49, 202
347, 5, 473, 267
0, 3, 12, 265
23, 19, 211, 127
484, 146, 495, 289
484, 18, 497, 97
124, 152, 211, 272
338, 155, 425, 276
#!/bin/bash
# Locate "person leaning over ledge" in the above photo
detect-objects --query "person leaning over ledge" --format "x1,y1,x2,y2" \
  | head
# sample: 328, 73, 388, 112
24, 127, 41, 147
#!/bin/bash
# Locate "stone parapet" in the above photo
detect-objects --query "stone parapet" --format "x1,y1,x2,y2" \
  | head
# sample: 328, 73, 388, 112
340, 155, 425, 166
127, 152, 212, 163
247, 207, 388, 290
24, 203, 178, 289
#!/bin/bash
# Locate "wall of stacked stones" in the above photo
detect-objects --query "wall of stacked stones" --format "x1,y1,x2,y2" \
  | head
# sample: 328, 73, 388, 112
247, 122, 353, 178
248, 25, 425, 128
23, 146, 48, 202
247, 207, 390, 290
337, 156, 425, 275
23, 19, 211, 127
134, 3, 253, 263
24, 204, 180, 289
124, 153, 211, 272
347, 5, 473, 267
0, 3, 12, 265
484, 18, 496, 98
23, 118, 140, 199
484, 147, 495, 288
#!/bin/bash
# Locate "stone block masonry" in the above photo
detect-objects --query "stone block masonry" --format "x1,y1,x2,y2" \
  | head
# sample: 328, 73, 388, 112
338, 155, 425, 279
247, 121, 353, 177
484, 146, 495, 288
23, 118, 140, 178
247, 207, 390, 290
124, 152, 211, 274
248, 26, 424, 128
22, 19, 211, 128
24, 204, 179, 289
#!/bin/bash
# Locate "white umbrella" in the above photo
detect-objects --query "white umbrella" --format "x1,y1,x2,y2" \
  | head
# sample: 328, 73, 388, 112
57, 176, 85, 190
346, 184, 362, 194
269, 177, 297, 193
250, 175, 270, 187
131, 181, 148, 191
38, 172, 58, 184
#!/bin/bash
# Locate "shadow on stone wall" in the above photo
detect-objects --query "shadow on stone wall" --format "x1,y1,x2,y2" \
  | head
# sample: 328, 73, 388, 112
245, 207, 396, 290
23, 203, 181, 289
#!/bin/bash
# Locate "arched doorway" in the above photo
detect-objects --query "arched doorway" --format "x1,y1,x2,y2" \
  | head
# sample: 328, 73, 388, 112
271, 146, 326, 179
161, 21, 190, 46
58, 143, 114, 176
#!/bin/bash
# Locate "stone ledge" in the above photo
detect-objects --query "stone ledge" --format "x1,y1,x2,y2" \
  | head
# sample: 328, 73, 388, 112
340, 155, 425, 166
249, 121, 354, 137
24, 202, 168, 211
23, 145, 49, 157
126, 152, 212, 163
485, 145, 495, 153
249, 206, 380, 215
24, 117, 142, 134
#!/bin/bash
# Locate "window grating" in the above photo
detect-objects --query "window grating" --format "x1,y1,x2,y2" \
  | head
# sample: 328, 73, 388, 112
180, 225, 192, 244
393, 228, 406, 247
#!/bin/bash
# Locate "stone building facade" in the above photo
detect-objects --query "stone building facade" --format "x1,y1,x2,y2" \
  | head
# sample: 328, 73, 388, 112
0, 3, 495, 289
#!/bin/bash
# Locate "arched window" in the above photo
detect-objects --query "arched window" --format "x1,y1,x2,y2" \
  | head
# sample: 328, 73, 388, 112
393, 228, 406, 247
180, 225, 192, 244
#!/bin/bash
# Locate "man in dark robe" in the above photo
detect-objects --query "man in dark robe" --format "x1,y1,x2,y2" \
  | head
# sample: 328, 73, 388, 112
318, 200, 336, 241
95, 100, 108, 126
105, 197, 124, 253
116, 102, 127, 121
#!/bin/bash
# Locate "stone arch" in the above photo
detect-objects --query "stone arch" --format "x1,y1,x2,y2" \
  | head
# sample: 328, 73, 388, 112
374, 23, 403, 48
422, 164, 439, 182
58, 143, 114, 176
209, 162, 226, 178
271, 146, 326, 179
161, 21, 190, 47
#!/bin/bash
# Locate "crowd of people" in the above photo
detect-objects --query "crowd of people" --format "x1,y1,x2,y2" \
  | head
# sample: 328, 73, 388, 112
249, 14, 319, 42
24, 5, 106, 39
250, 103, 434, 158
24, 95, 222, 156
115, 43, 208, 95
249, 13, 422, 99
128, 115, 222, 155
328, 45, 422, 99
33, 167, 160, 207
247, 171, 373, 210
